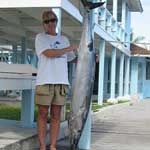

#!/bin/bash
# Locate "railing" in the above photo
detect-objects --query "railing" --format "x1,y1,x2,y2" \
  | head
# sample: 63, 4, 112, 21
0, 49, 37, 67
98, 6, 128, 46
0, 50, 12, 64
68, 0, 129, 48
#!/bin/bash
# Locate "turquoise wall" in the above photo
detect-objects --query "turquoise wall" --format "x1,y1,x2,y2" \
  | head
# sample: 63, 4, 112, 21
131, 57, 150, 100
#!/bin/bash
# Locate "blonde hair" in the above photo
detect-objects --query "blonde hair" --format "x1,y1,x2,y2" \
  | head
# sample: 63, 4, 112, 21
42, 10, 58, 21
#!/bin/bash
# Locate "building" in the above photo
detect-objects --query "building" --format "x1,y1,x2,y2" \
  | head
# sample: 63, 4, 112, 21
131, 43, 150, 100
0, 0, 143, 148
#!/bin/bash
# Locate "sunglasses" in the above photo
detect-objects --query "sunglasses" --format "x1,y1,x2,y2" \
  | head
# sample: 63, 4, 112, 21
43, 18, 57, 24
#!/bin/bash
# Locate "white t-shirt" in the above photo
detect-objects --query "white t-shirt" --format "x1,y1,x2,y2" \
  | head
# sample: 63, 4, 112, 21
35, 32, 76, 85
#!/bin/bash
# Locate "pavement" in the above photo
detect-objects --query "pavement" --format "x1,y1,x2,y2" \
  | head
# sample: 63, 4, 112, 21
47, 100, 150, 150
91, 100, 150, 150
1, 99, 150, 150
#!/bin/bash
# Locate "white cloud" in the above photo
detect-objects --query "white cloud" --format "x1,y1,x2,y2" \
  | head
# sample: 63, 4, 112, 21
131, 1, 150, 41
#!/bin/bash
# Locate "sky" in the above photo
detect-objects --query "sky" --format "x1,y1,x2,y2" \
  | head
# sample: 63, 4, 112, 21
131, 0, 150, 41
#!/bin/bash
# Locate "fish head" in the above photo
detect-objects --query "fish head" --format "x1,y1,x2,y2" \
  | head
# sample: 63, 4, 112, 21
81, 0, 105, 10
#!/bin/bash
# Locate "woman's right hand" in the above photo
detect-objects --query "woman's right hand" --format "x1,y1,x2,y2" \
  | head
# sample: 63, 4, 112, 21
65, 45, 78, 52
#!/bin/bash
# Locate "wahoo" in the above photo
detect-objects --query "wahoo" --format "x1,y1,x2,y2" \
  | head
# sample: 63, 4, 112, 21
68, 0, 105, 149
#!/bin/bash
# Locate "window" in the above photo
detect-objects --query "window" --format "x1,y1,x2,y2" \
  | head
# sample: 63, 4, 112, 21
146, 61, 150, 80
138, 63, 142, 80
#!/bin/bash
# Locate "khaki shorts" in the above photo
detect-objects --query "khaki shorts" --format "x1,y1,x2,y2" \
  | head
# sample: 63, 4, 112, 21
35, 84, 69, 106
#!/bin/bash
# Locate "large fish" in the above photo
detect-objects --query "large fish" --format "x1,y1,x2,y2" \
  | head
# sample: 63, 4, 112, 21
68, 0, 105, 149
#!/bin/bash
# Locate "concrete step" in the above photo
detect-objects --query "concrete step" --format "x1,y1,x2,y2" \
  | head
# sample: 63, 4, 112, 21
0, 119, 68, 150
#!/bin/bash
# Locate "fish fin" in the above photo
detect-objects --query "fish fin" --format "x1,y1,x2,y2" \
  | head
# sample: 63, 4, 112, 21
88, 42, 94, 52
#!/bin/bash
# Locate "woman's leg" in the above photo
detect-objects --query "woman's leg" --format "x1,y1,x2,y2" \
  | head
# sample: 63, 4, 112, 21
50, 104, 62, 150
37, 105, 49, 150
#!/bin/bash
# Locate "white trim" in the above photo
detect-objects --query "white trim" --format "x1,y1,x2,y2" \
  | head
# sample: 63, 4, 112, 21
0, 77, 36, 90
0, 0, 61, 8
61, 0, 83, 23
132, 55, 150, 57
0, 0, 83, 24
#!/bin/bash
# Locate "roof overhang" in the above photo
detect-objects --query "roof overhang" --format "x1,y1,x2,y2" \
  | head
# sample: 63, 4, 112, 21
0, 0, 83, 22
0, 0, 61, 8
0, 0, 83, 48
126, 0, 143, 12
132, 55, 150, 57
131, 44, 150, 56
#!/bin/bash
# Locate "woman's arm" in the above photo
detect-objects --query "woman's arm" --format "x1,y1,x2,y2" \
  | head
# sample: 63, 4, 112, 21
42, 45, 78, 57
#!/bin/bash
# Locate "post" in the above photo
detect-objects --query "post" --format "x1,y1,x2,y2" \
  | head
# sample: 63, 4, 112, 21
21, 89, 35, 128
110, 47, 116, 99
21, 36, 27, 64
130, 58, 138, 94
126, 8, 131, 49
12, 44, 17, 63
104, 57, 109, 97
119, 52, 124, 96
124, 56, 130, 95
20, 36, 36, 128
113, 0, 118, 20
121, 0, 126, 29
98, 39, 105, 105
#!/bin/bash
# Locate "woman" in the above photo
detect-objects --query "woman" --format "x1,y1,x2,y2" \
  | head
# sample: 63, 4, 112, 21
35, 10, 77, 150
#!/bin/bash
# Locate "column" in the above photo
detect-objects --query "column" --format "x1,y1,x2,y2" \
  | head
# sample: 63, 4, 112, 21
141, 59, 146, 99
126, 8, 131, 49
119, 52, 124, 96
21, 36, 27, 64
110, 47, 116, 99
104, 57, 108, 98
121, 0, 126, 29
124, 56, 130, 95
21, 35, 36, 128
130, 58, 138, 94
98, 39, 105, 105
21, 89, 35, 127
32, 52, 38, 68
12, 44, 17, 63
113, 0, 118, 20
